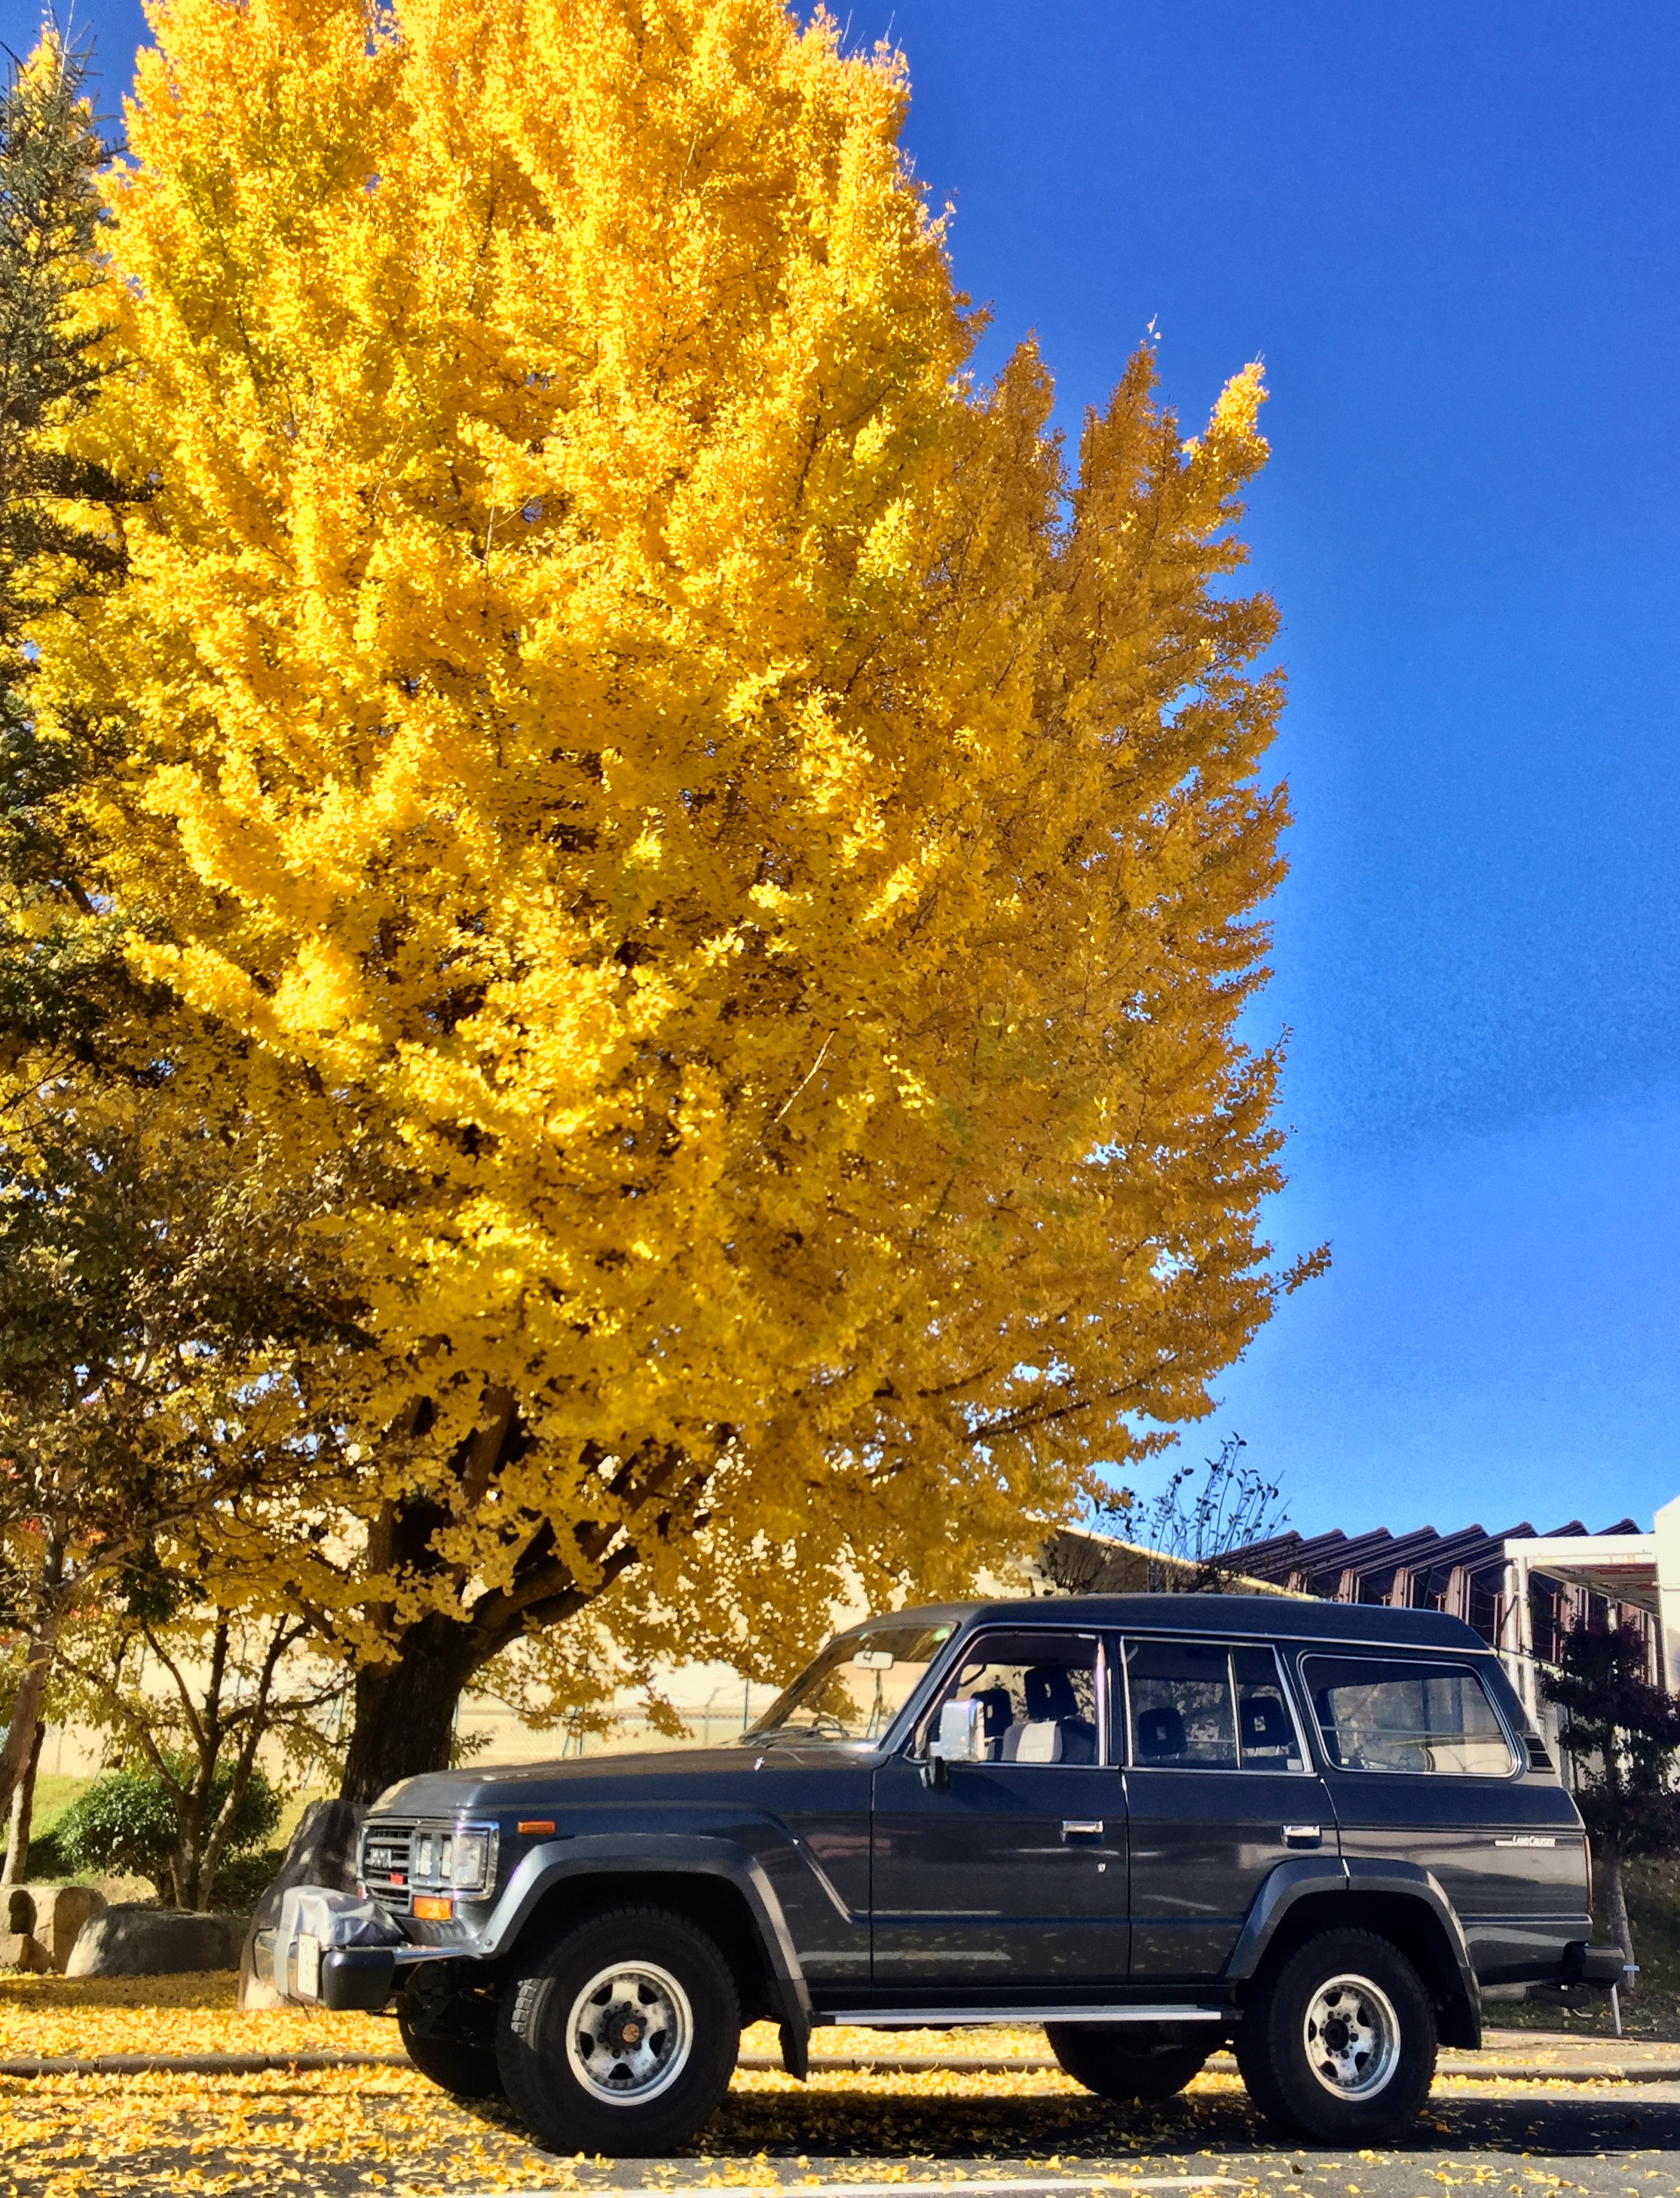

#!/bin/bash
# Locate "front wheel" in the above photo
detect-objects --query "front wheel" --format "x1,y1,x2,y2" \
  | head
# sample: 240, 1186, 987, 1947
1235, 1928, 1437, 2144
497, 1906, 740, 2154
1045, 2024, 1210, 2102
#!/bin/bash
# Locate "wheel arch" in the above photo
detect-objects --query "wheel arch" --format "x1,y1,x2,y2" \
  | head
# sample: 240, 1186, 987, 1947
482, 1838, 811, 2051
513, 1873, 773, 2017
1228, 1861, 1480, 2050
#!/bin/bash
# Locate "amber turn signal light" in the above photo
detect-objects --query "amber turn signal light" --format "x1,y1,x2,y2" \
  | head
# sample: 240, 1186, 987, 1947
412, 1894, 453, 1921
517, 1820, 555, 1835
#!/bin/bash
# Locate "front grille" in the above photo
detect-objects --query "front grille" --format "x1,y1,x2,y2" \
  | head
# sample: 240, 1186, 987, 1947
360, 1817, 416, 1915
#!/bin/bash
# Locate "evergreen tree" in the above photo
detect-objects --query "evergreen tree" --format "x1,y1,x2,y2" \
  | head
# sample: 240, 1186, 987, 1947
0, 27, 363, 1851
0, 21, 127, 1837
1541, 1616, 1680, 1986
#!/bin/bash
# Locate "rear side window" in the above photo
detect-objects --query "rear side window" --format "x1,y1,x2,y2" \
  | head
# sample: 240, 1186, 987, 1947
1122, 1639, 1306, 1771
1304, 1657, 1516, 1777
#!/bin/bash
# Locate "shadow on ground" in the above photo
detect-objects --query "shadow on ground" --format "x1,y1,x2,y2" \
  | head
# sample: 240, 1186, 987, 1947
686, 2082, 1680, 2160
10, 2074, 1680, 2198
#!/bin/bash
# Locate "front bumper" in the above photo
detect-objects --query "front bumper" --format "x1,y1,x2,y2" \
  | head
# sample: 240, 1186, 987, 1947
318, 1944, 400, 2011
256, 1886, 473, 2010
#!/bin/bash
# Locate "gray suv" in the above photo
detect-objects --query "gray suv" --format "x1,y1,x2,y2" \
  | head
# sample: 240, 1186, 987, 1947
264, 1596, 1622, 2154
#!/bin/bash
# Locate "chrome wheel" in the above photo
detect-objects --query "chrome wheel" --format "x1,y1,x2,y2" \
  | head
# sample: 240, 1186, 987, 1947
563, 1961, 693, 2106
1302, 1972, 1400, 2100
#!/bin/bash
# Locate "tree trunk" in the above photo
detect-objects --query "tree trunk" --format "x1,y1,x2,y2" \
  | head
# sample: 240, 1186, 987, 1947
0, 1586, 63, 1835
174, 1806, 204, 1912
1599, 1842, 1636, 1992
336, 1400, 665, 1803
339, 1615, 480, 1803
1, 1721, 44, 1884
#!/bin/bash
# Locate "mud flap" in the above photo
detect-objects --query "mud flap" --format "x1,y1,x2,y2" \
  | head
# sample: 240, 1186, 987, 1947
778, 2017, 809, 2081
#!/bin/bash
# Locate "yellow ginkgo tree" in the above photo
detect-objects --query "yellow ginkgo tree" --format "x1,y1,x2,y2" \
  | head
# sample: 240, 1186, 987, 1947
41, 0, 1317, 1795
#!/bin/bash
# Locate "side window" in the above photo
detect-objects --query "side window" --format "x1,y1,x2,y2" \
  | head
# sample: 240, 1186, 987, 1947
1122, 1639, 1305, 1771
1303, 1657, 1517, 1777
925, 1632, 1102, 1765
1232, 1645, 1305, 1770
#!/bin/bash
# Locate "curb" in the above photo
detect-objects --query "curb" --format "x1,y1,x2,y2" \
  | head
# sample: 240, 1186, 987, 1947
0, 2050, 410, 2077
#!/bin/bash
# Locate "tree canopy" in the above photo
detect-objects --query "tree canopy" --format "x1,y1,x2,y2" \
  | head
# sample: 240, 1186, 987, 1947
23, 0, 1311, 1792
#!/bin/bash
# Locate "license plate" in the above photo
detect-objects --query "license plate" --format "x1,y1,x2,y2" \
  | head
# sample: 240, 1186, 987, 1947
295, 1933, 321, 2000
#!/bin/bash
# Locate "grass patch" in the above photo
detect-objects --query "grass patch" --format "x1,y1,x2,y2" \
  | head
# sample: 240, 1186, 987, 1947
21, 1774, 90, 1838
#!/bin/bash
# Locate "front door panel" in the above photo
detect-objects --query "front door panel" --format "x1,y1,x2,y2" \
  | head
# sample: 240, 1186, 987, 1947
870, 1628, 1128, 1988
1121, 1636, 1333, 1981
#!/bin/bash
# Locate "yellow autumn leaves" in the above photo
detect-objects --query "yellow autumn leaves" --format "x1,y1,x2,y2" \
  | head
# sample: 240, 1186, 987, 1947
19, 0, 1300, 1724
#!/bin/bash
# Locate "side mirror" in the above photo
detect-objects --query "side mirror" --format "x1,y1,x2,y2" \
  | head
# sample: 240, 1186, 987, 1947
919, 1697, 986, 1788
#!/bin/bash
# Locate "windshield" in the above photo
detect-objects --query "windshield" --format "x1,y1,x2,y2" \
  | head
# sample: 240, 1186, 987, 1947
746, 1621, 956, 1745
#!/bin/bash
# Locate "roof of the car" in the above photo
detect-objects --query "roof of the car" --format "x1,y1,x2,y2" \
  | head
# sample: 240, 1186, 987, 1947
841, 1593, 1486, 1653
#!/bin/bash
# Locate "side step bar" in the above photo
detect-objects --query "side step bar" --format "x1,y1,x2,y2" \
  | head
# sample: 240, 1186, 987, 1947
822, 2005, 1226, 2028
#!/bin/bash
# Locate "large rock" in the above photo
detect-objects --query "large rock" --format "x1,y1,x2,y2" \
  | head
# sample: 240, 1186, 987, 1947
4, 1884, 106, 1973
65, 1905, 249, 1978
239, 1799, 366, 2010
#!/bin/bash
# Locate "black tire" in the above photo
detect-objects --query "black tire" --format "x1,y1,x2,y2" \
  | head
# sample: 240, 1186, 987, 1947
1235, 1928, 1437, 2145
496, 1905, 740, 2155
398, 1961, 504, 2099
1045, 2023, 1210, 2102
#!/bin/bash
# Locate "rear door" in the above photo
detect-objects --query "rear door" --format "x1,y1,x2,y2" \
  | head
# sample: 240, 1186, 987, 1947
871, 1627, 1129, 1988
1122, 1634, 1333, 1981
1298, 1650, 1591, 1982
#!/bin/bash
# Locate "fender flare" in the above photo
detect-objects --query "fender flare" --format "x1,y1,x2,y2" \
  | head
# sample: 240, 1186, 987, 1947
1224, 1855, 1481, 2046
474, 1832, 813, 2065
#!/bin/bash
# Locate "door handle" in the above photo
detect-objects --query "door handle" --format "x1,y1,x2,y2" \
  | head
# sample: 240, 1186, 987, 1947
1282, 1823, 1321, 1847
1061, 1819, 1104, 1839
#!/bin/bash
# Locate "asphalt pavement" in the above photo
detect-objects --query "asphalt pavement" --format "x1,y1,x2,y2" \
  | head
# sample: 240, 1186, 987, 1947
8, 2025, 1680, 2196
482, 2031, 1680, 2198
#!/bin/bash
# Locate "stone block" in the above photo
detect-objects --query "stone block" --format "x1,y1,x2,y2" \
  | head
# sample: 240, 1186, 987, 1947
65, 1904, 249, 1978
0, 1930, 53, 1973
4, 1884, 107, 1970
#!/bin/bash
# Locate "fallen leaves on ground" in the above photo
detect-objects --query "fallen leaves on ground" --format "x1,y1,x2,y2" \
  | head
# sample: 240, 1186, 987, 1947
3, 1977, 1678, 2198
0, 1971, 394, 2060
0, 1978, 1234, 2196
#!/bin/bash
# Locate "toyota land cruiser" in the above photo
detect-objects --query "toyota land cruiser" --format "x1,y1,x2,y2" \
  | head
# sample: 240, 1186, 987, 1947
261, 1595, 1623, 2154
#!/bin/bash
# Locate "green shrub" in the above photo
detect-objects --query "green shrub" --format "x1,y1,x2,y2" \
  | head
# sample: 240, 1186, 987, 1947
54, 1763, 283, 1902
207, 1844, 287, 1912
22, 1823, 73, 1880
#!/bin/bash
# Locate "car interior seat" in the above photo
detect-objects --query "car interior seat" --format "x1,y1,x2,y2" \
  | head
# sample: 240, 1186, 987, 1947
996, 1664, 1097, 1765
1134, 1703, 1188, 1762
1239, 1692, 1293, 1757
973, 1685, 1014, 1758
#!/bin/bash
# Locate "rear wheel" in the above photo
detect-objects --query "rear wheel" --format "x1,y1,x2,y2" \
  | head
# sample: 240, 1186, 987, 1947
1045, 2023, 1210, 2102
496, 1906, 740, 2154
1235, 1928, 1437, 2144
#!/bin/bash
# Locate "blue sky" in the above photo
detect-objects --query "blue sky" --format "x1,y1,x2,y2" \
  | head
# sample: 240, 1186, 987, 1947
11, 0, 1680, 1541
